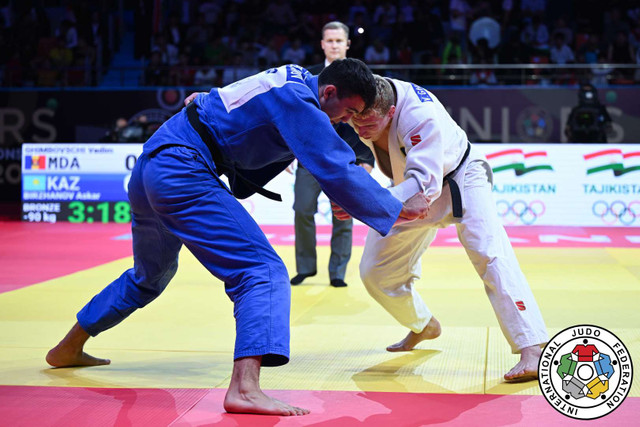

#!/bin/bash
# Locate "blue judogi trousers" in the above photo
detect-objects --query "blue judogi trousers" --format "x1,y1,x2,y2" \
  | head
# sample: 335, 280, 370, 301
77, 146, 291, 366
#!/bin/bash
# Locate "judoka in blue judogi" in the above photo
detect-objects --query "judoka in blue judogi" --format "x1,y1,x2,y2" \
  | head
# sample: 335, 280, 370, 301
46, 59, 429, 416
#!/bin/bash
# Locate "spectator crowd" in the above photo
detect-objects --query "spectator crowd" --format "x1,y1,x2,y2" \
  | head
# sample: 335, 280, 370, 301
0, 1, 113, 87
2, 0, 640, 87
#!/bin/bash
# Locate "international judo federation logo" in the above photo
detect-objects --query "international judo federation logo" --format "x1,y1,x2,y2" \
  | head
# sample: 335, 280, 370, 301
539, 325, 633, 420
516, 107, 553, 141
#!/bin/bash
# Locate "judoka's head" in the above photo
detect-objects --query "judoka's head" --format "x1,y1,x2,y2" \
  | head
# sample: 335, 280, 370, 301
352, 75, 395, 140
318, 58, 376, 124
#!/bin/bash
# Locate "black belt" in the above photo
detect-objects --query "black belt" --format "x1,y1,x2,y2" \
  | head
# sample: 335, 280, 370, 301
444, 142, 471, 218
186, 102, 281, 202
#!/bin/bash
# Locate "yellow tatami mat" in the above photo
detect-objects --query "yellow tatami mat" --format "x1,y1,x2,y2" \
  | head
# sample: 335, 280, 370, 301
1, 244, 639, 399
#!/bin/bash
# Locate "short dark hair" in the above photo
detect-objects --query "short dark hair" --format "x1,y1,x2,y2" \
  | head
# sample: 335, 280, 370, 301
318, 58, 376, 110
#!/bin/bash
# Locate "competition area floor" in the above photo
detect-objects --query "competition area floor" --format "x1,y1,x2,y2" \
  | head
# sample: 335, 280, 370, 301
1, 222, 639, 426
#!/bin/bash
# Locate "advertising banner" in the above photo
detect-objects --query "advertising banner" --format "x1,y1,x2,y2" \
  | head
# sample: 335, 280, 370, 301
3, 87, 640, 203
476, 144, 640, 227
2, 88, 639, 146
240, 144, 640, 228
22, 143, 640, 227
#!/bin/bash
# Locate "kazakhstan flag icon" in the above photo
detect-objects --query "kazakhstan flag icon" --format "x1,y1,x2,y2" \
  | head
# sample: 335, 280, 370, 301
24, 175, 47, 191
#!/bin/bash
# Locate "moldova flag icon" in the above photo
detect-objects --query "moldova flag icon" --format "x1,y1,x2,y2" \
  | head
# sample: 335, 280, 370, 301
24, 175, 47, 191
25, 155, 46, 170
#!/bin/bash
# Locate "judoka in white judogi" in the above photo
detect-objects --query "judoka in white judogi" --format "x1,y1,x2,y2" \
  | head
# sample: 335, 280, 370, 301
341, 76, 549, 381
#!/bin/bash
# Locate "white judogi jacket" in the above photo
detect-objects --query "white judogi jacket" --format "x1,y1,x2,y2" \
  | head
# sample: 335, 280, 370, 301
355, 79, 548, 352
357, 79, 483, 209
384, 79, 469, 204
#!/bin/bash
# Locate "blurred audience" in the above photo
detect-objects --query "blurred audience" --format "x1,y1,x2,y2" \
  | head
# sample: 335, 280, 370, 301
364, 38, 390, 64
520, 15, 550, 53
282, 38, 307, 65
550, 33, 575, 65
1, 0, 640, 88
607, 31, 635, 81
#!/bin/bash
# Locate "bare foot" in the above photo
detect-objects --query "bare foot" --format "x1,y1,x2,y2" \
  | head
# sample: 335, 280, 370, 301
225, 355, 309, 416
46, 344, 111, 368
387, 316, 441, 352
224, 389, 309, 416
46, 322, 110, 368
504, 345, 541, 382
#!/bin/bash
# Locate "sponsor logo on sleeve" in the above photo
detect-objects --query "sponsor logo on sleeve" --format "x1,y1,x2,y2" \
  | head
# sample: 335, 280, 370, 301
411, 83, 433, 102
286, 64, 307, 84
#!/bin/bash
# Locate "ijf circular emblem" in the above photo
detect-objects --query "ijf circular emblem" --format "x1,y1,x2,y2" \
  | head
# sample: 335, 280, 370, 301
539, 325, 633, 420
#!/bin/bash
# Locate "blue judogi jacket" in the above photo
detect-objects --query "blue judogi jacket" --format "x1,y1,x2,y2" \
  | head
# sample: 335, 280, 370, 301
143, 64, 402, 236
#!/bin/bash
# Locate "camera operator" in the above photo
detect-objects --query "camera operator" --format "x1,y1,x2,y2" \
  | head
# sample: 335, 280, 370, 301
101, 115, 158, 143
100, 117, 128, 142
565, 83, 613, 143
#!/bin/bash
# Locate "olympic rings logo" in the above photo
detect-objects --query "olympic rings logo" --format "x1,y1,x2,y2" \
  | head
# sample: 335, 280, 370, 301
592, 200, 640, 225
496, 199, 546, 225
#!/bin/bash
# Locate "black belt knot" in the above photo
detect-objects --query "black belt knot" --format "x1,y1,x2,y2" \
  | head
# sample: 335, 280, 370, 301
186, 102, 282, 202
444, 142, 471, 218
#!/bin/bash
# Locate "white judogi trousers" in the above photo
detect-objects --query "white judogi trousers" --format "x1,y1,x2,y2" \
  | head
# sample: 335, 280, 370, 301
360, 156, 549, 353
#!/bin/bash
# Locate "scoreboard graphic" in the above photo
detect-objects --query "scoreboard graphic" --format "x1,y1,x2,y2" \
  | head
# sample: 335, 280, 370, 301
21, 143, 640, 226
21, 143, 143, 223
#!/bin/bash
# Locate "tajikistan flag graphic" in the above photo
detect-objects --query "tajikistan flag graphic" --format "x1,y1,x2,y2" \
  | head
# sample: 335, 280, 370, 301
584, 149, 624, 175
520, 151, 553, 174
486, 149, 553, 175
622, 151, 640, 175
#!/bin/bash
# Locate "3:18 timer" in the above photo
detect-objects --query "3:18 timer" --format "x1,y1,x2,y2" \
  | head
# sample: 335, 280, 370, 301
67, 201, 131, 223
